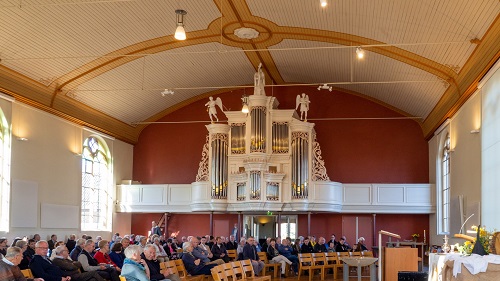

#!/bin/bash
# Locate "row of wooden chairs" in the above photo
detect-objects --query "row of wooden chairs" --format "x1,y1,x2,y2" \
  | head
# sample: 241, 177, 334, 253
211, 260, 271, 281
297, 251, 373, 281
160, 258, 208, 281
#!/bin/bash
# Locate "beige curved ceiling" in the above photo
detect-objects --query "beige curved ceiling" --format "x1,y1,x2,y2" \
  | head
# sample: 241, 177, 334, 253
0, 0, 499, 143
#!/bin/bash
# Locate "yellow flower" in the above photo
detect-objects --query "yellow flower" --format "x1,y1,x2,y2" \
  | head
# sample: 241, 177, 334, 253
464, 241, 471, 246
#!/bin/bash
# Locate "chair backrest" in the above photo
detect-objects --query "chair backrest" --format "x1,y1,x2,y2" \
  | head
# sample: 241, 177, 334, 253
230, 261, 245, 280
362, 251, 373, 257
226, 249, 237, 260
21, 269, 34, 279
174, 259, 189, 278
176, 248, 184, 253
257, 252, 269, 263
324, 252, 338, 264
312, 252, 326, 265
240, 259, 256, 277
350, 251, 361, 257
221, 263, 236, 281
298, 253, 314, 265
162, 260, 179, 275
211, 265, 227, 281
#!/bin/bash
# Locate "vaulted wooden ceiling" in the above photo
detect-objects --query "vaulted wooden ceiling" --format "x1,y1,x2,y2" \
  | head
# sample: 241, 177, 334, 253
1, 0, 499, 143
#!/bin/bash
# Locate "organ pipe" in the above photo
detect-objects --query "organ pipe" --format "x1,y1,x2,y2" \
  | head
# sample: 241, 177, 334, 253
211, 133, 228, 199
291, 132, 309, 199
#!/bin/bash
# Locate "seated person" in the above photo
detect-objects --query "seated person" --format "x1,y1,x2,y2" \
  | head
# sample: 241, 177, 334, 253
278, 238, 298, 273
30, 240, 71, 281
77, 240, 120, 281
52, 245, 105, 281
108, 243, 124, 270
3, 246, 43, 281
354, 237, 368, 252
120, 245, 153, 281
69, 239, 85, 262
236, 238, 246, 260
14, 240, 30, 270
242, 237, 264, 276
210, 237, 229, 263
300, 237, 314, 253
93, 240, 119, 271
181, 242, 216, 276
141, 245, 180, 281
152, 238, 168, 263
163, 239, 178, 260
335, 238, 349, 252
313, 237, 328, 253
190, 238, 223, 265
266, 239, 292, 277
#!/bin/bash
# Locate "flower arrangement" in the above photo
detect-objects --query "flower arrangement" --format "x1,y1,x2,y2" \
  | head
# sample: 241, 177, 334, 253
411, 233, 420, 239
457, 225, 494, 255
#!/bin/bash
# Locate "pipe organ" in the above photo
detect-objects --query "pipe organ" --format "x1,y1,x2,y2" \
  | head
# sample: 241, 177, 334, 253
192, 66, 338, 212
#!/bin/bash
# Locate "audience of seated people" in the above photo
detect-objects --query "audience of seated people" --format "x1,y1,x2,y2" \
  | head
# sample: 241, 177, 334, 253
1, 229, 370, 281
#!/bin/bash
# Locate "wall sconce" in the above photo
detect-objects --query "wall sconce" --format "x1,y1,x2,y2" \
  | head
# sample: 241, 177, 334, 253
16, 137, 28, 141
241, 95, 249, 113
470, 129, 480, 134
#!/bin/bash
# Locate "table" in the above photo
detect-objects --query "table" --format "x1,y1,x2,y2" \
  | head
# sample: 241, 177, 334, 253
340, 257, 378, 281
428, 253, 457, 281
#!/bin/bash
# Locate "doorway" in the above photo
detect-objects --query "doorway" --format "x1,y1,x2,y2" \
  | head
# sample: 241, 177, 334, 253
242, 214, 298, 243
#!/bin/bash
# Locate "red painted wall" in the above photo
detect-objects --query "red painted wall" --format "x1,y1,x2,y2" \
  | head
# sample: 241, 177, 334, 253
133, 86, 428, 184
131, 213, 239, 238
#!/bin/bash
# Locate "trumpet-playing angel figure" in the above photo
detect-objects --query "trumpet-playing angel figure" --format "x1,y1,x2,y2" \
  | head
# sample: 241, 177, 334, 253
296, 93, 311, 121
205, 96, 224, 123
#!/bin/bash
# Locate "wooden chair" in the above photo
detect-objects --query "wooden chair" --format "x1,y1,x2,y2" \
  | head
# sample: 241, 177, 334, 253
257, 252, 280, 278
226, 249, 237, 261
349, 251, 361, 257
239, 260, 271, 281
312, 253, 335, 280
173, 259, 206, 281
361, 251, 373, 257
324, 252, 340, 280
21, 269, 34, 279
297, 253, 324, 281
211, 264, 228, 281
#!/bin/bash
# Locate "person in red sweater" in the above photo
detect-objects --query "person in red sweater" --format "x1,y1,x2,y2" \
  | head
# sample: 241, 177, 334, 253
93, 240, 120, 272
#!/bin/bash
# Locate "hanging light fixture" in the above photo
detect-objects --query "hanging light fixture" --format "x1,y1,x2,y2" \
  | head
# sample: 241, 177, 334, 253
241, 95, 249, 113
320, 0, 327, 7
174, 9, 187, 40
356, 47, 365, 59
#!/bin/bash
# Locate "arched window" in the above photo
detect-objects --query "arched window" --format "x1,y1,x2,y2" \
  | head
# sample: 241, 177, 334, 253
81, 136, 111, 231
0, 108, 10, 231
440, 133, 451, 234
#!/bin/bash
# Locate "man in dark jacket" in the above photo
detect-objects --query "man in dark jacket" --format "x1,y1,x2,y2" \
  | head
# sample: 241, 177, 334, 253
225, 235, 238, 250
242, 237, 264, 276
313, 237, 328, 253
211, 237, 229, 263
65, 235, 77, 254
141, 245, 180, 281
29, 241, 71, 281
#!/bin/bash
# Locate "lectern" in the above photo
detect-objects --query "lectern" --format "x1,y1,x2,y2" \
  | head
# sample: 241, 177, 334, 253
384, 247, 418, 281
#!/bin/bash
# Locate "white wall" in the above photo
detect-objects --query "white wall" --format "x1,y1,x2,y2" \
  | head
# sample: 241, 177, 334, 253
2, 101, 133, 241
481, 61, 500, 230
428, 91, 482, 245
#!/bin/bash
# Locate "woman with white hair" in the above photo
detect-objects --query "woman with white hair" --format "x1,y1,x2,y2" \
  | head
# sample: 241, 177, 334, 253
355, 237, 368, 251
120, 245, 150, 281
181, 242, 216, 276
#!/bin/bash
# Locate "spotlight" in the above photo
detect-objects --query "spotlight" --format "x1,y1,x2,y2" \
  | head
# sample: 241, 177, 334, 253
320, 0, 327, 7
